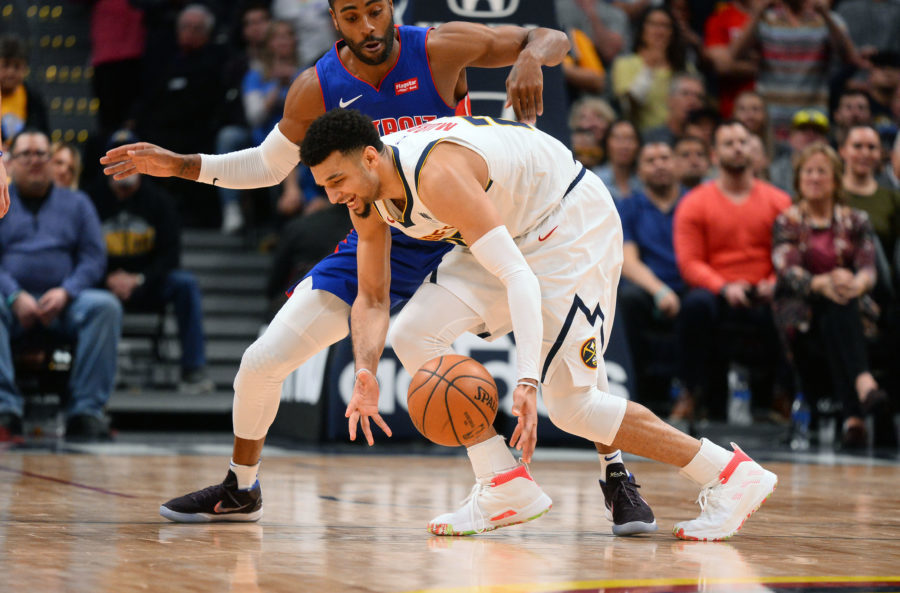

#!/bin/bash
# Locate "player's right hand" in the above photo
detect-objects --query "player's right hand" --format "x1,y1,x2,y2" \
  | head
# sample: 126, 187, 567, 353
506, 53, 543, 125
100, 142, 183, 180
346, 368, 392, 446
509, 381, 538, 463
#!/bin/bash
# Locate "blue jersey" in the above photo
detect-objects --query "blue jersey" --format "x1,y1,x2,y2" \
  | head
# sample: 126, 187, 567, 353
299, 25, 465, 306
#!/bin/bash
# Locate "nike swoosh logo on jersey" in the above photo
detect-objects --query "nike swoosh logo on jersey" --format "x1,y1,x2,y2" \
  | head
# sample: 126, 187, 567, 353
538, 226, 559, 241
214, 500, 251, 514
339, 94, 363, 108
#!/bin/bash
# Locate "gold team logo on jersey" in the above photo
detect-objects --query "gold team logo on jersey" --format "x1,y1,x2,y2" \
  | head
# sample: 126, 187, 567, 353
580, 337, 598, 369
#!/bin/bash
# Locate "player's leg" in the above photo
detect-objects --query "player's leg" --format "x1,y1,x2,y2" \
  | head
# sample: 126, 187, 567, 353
159, 278, 351, 523
593, 367, 658, 535
391, 283, 552, 536
541, 336, 778, 541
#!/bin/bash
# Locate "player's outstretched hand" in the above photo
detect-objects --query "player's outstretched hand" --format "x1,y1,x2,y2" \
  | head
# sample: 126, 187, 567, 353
100, 142, 185, 180
505, 53, 543, 125
346, 368, 392, 446
509, 381, 538, 463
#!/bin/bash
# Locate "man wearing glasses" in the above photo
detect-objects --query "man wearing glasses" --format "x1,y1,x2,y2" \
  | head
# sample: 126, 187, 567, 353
0, 129, 122, 442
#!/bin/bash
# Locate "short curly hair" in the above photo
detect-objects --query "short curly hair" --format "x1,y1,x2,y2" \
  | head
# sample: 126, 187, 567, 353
300, 109, 383, 167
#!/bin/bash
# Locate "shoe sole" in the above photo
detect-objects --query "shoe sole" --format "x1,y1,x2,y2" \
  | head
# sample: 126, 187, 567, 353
159, 505, 263, 523
428, 495, 552, 536
673, 472, 777, 542
605, 507, 659, 536
613, 519, 658, 536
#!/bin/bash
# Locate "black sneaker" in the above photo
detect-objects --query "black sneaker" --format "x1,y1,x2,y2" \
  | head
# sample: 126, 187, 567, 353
65, 414, 113, 442
0, 412, 24, 443
160, 470, 263, 523
599, 463, 658, 536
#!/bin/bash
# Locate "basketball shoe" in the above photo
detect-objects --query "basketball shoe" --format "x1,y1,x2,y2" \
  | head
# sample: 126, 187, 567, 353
674, 444, 777, 541
428, 464, 552, 536
599, 464, 658, 535
159, 470, 262, 523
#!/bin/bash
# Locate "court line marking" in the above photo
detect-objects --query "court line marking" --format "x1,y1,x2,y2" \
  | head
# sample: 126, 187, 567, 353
400, 575, 900, 593
0, 464, 137, 498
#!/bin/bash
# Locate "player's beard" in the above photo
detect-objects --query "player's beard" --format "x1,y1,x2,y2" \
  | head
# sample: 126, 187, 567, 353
343, 16, 396, 66
358, 201, 372, 218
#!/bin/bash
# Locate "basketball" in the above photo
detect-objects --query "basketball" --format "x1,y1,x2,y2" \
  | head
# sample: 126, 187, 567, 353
407, 354, 499, 447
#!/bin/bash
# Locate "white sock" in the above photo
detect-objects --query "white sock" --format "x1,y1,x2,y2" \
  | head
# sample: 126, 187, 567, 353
467, 435, 518, 481
229, 459, 260, 490
679, 438, 733, 487
598, 449, 624, 479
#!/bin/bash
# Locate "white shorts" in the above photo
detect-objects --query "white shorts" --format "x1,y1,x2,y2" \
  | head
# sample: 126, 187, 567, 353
429, 171, 624, 388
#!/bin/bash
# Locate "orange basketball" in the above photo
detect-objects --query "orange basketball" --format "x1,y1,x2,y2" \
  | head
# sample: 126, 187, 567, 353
407, 354, 499, 447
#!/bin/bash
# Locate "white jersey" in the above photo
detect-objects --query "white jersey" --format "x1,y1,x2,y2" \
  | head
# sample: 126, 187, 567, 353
374, 116, 585, 244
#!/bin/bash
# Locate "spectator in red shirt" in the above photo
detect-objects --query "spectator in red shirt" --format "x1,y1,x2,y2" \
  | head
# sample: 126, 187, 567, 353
671, 120, 791, 423
703, 0, 756, 118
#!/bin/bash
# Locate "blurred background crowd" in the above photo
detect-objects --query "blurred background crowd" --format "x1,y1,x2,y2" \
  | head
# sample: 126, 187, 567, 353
0, 0, 898, 450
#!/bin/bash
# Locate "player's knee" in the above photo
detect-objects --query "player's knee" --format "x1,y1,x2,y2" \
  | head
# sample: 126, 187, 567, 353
542, 382, 625, 446
390, 313, 455, 377
388, 314, 422, 376
235, 334, 293, 387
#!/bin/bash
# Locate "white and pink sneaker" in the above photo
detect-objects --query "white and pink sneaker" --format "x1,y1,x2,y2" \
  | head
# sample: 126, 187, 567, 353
428, 464, 552, 536
674, 444, 777, 541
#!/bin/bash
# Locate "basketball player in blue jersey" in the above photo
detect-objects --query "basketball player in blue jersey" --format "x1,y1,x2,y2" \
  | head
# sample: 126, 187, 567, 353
301, 109, 778, 541
101, 0, 654, 535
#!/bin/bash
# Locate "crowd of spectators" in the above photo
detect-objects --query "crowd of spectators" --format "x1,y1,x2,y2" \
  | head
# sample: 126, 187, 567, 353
558, 0, 900, 450
0, 0, 898, 449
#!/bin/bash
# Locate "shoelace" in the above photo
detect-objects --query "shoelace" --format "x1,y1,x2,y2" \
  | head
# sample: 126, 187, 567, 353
613, 478, 643, 508
459, 480, 490, 534
188, 483, 228, 504
694, 480, 724, 514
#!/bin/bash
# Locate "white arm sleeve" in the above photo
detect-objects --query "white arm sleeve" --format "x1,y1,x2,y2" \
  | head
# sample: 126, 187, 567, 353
469, 226, 542, 382
197, 125, 300, 189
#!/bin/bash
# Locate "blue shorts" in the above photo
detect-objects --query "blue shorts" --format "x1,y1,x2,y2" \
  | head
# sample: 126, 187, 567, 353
294, 227, 453, 307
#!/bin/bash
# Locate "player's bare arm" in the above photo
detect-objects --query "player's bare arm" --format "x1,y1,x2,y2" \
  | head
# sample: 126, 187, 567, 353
427, 22, 569, 124
346, 211, 393, 445
100, 68, 324, 183
276, 67, 327, 146
416, 142, 541, 462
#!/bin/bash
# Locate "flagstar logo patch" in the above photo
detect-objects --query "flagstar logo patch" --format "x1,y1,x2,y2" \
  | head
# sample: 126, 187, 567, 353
395, 78, 418, 95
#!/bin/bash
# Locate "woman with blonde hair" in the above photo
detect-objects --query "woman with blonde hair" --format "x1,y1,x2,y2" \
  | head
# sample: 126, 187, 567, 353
49, 141, 82, 190
772, 142, 896, 449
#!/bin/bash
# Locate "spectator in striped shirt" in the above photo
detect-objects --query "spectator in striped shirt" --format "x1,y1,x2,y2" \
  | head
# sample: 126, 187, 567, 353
730, 0, 862, 142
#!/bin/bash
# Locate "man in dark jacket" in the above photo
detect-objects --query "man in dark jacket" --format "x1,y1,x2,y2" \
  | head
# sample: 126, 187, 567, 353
92, 130, 214, 394
0, 130, 121, 442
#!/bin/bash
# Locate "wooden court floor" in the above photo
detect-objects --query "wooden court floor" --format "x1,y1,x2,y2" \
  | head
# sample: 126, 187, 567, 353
1, 449, 899, 593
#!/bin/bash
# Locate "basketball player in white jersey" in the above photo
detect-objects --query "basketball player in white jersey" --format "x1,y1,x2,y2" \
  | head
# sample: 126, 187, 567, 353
301, 109, 778, 541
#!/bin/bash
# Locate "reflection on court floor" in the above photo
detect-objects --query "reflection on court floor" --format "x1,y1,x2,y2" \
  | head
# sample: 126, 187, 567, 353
0, 443, 898, 593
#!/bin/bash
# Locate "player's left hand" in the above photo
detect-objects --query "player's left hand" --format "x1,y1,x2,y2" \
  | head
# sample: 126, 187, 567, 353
509, 381, 538, 463
346, 368, 392, 446
506, 53, 543, 125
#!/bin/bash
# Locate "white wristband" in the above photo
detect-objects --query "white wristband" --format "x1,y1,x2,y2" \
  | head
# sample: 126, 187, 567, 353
355, 368, 378, 385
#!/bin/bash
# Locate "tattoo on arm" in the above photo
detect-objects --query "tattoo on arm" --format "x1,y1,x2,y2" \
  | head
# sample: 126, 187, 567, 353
177, 155, 201, 180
